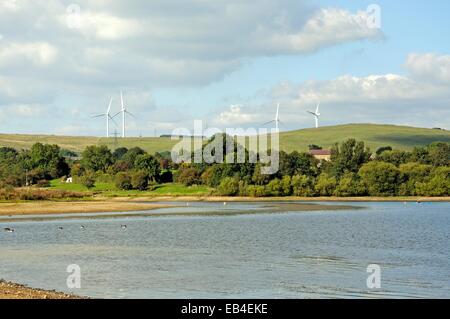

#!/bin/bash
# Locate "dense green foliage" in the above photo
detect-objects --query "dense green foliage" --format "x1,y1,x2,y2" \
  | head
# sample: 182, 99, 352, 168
0, 136, 448, 197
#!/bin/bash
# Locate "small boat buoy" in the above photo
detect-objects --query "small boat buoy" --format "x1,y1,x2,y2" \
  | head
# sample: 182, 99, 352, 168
4, 227, 14, 233
223, 202, 227, 206
121, 225, 127, 230
80, 225, 85, 230
58, 227, 64, 230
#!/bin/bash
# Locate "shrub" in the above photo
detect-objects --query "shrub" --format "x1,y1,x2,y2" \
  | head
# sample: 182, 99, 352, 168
315, 173, 337, 196
36, 179, 51, 188
246, 185, 266, 197
280, 176, 292, 196
175, 166, 201, 186
266, 178, 282, 196
131, 170, 149, 191
80, 173, 96, 189
333, 173, 366, 197
115, 172, 133, 190
358, 161, 400, 196
159, 170, 173, 183
291, 175, 314, 196
217, 177, 240, 196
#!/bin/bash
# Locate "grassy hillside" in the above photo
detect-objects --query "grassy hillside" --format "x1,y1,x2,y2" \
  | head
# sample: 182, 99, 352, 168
279, 124, 450, 152
1, 124, 449, 154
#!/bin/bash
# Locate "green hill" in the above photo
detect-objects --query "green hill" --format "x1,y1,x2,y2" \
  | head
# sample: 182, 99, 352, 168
0, 124, 449, 154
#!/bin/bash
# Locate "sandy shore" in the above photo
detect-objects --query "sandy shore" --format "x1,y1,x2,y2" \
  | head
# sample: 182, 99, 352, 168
0, 280, 85, 299
0, 201, 171, 216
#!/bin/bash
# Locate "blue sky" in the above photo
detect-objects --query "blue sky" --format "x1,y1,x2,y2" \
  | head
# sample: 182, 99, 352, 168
0, 0, 450, 136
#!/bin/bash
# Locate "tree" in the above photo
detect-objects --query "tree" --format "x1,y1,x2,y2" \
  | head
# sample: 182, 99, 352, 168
377, 150, 411, 166
331, 139, 371, 178
134, 154, 161, 181
279, 151, 317, 177
81, 145, 113, 172
122, 147, 146, 167
112, 147, 128, 160
427, 142, 450, 167
358, 161, 400, 196
398, 162, 433, 196
415, 166, 450, 196
28, 143, 70, 179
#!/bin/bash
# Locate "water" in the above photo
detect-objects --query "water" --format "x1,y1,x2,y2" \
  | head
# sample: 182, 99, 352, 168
0, 201, 449, 299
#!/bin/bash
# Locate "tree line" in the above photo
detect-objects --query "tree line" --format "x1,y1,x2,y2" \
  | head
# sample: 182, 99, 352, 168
0, 135, 448, 197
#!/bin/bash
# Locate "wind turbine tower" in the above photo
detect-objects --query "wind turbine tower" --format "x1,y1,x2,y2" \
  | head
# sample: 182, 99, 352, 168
92, 97, 115, 137
114, 91, 135, 138
263, 103, 281, 133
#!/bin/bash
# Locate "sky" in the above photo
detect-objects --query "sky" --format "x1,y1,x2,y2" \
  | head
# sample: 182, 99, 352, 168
0, 0, 450, 136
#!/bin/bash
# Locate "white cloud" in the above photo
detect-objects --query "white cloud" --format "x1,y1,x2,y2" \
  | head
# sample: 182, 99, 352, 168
216, 105, 261, 125
0, 42, 58, 67
406, 53, 450, 83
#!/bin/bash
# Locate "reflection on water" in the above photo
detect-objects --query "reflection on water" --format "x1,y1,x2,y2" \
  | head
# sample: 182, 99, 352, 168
0, 201, 449, 299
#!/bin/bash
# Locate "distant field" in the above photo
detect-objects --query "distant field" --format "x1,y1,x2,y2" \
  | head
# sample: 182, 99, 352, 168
1, 124, 450, 154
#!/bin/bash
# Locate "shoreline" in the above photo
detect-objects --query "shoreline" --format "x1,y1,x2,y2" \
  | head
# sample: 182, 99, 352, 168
0, 201, 171, 216
0, 196, 447, 218
0, 280, 85, 299
107, 195, 450, 203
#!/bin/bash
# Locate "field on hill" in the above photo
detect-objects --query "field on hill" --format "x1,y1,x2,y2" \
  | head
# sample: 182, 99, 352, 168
1, 124, 449, 154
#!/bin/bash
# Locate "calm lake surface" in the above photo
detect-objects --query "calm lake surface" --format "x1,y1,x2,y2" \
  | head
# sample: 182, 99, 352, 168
1, 202, 449, 299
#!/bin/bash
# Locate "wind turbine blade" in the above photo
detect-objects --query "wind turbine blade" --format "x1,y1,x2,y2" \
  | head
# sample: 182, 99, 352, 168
307, 111, 315, 115
107, 97, 113, 114
111, 111, 122, 118
125, 110, 136, 118
263, 120, 275, 126
109, 115, 118, 126
316, 102, 320, 114
120, 90, 124, 110
92, 114, 105, 118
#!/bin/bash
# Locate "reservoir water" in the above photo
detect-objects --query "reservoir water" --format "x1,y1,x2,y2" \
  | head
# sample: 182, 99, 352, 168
0, 201, 449, 298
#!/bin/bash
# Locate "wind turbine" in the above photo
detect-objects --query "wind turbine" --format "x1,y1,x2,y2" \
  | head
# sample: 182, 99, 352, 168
114, 90, 135, 138
92, 97, 115, 137
263, 103, 281, 133
307, 103, 321, 128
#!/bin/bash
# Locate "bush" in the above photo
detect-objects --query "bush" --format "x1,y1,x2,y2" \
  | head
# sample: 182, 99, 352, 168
280, 176, 292, 196
333, 173, 366, 197
175, 166, 201, 186
217, 177, 240, 196
131, 170, 149, 191
246, 185, 266, 197
115, 172, 133, 190
291, 175, 314, 196
315, 173, 337, 196
80, 173, 96, 189
266, 178, 282, 196
358, 161, 400, 196
36, 179, 51, 188
159, 170, 173, 183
